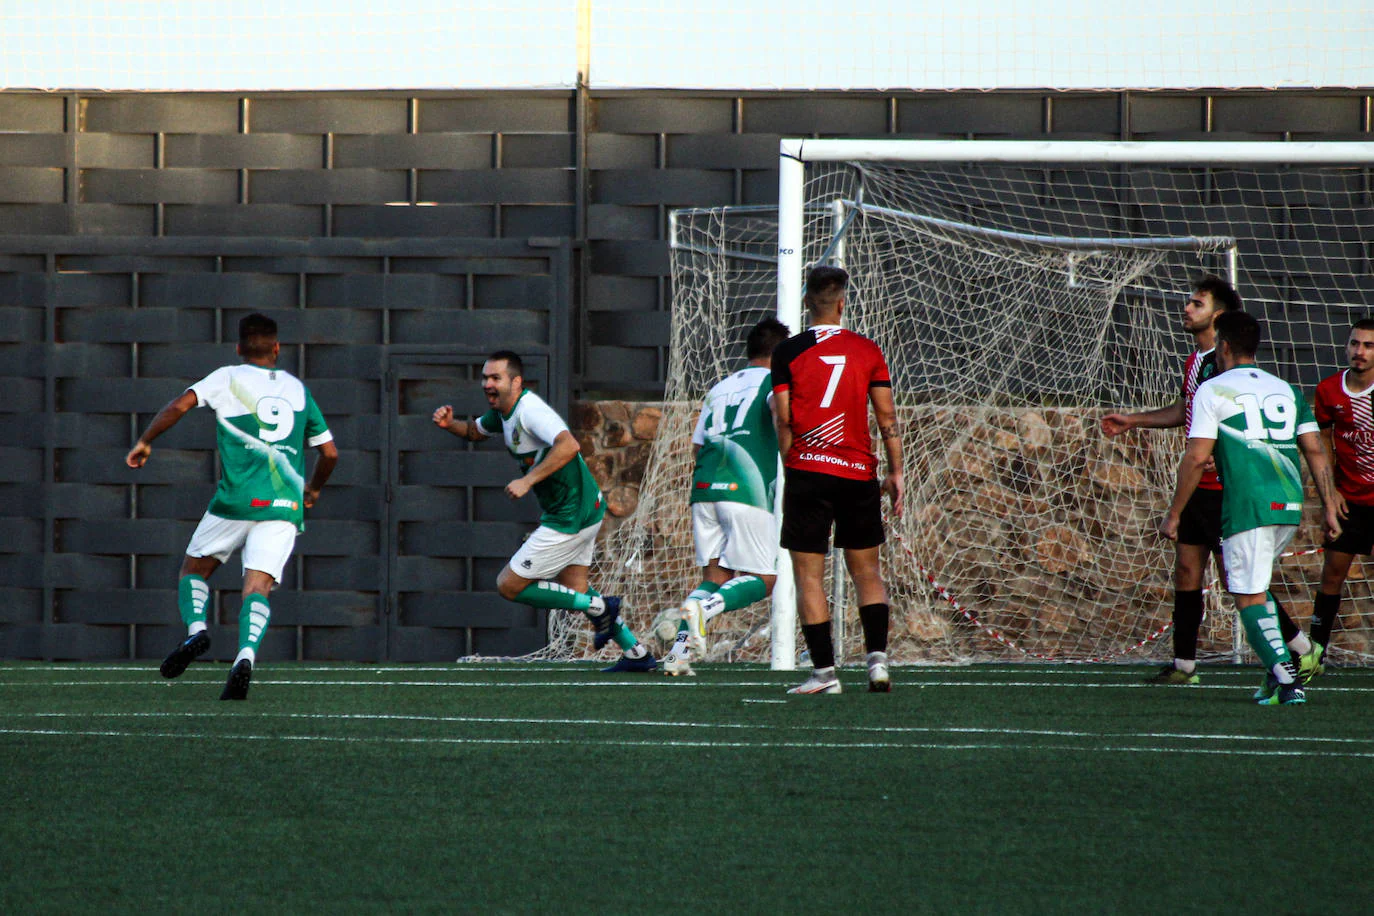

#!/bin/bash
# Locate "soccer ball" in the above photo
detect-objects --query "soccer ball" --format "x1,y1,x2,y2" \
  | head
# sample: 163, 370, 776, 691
649, 607, 683, 650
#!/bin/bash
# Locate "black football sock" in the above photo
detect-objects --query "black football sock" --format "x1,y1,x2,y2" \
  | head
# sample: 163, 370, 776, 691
1310, 591, 1341, 648
800, 621, 835, 671
859, 603, 889, 654
1271, 594, 1299, 642
1172, 589, 1203, 664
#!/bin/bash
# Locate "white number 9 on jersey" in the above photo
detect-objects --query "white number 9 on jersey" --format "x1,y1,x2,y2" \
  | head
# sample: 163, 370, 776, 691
255, 396, 296, 442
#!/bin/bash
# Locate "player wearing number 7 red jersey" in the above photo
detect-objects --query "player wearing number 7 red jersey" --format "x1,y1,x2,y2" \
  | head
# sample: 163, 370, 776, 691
771, 266, 903, 695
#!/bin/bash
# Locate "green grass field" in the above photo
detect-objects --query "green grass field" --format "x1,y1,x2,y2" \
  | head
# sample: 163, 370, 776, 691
2, 660, 1372, 914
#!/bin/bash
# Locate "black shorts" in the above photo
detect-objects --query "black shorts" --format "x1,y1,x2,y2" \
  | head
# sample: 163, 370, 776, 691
780, 467, 886, 554
1326, 500, 1374, 556
1178, 487, 1223, 554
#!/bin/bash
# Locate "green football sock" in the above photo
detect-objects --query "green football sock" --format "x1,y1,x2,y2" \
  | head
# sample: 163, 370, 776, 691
178, 575, 209, 631
514, 581, 594, 612
1238, 595, 1292, 672
678, 581, 722, 634
240, 595, 271, 657
611, 620, 641, 652
714, 575, 768, 615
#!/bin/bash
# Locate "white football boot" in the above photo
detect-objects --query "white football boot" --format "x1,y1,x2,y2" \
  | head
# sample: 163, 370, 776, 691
679, 599, 707, 654
786, 668, 842, 695
867, 651, 891, 693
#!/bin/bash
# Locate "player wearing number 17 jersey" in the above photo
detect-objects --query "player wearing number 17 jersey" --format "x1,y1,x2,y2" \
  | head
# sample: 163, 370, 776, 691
661, 318, 790, 676
1161, 311, 1340, 706
771, 266, 903, 695
126, 313, 338, 700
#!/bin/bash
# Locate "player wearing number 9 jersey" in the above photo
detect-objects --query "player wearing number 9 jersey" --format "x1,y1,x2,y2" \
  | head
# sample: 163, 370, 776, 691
1162, 311, 1340, 705
126, 313, 338, 700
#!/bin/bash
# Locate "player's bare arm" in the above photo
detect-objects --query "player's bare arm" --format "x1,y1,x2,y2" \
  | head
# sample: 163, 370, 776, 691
125, 389, 199, 467
772, 389, 793, 457
304, 440, 339, 508
1160, 436, 1214, 540
1319, 427, 1350, 518
1101, 398, 1185, 437
1299, 430, 1343, 542
870, 384, 904, 517
506, 430, 579, 500
432, 404, 488, 442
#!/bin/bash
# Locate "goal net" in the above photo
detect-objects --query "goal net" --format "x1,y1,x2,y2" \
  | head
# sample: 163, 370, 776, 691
590, 141, 1374, 668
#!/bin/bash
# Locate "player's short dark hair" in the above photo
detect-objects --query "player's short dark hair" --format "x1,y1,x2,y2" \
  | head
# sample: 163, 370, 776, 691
1214, 310, 1261, 358
1194, 275, 1242, 312
804, 265, 849, 314
238, 313, 278, 359
487, 350, 523, 379
1351, 318, 1374, 334
746, 317, 791, 359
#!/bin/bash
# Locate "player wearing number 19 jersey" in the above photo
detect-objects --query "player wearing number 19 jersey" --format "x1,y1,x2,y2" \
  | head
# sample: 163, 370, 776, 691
1164, 311, 1340, 705
126, 313, 338, 700
1306, 319, 1374, 669
662, 318, 790, 676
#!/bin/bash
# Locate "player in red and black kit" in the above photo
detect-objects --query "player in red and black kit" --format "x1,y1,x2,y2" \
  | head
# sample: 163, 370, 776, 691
771, 265, 903, 695
1306, 319, 1374, 677
1102, 276, 1313, 683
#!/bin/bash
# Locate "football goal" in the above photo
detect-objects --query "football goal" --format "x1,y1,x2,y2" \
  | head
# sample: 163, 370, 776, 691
592, 140, 1374, 670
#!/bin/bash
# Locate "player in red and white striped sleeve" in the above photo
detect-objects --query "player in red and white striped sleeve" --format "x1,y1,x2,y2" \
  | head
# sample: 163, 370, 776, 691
771, 266, 903, 695
1306, 319, 1374, 676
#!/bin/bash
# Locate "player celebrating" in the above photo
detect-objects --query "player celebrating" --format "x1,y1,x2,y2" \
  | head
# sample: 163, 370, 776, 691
127, 313, 338, 700
432, 351, 654, 672
771, 266, 903, 695
1103, 276, 1312, 683
663, 318, 790, 677
1159, 311, 1341, 706
1306, 319, 1374, 675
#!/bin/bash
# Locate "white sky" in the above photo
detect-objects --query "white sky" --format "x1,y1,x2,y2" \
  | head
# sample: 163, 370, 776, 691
0, 0, 1370, 91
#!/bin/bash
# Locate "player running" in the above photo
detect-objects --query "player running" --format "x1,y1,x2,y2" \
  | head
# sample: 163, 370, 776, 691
772, 266, 903, 695
662, 318, 790, 676
1159, 311, 1341, 706
432, 351, 654, 672
127, 313, 338, 700
1103, 276, 1313, 684
1305, 319, 1374, 676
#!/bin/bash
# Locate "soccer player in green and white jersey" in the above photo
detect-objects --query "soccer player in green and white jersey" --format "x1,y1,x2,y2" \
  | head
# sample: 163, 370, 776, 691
433, 351, 655, 672
126, 313, 338, 700
663, 318, 790, 676
1160, 311, 1341, 706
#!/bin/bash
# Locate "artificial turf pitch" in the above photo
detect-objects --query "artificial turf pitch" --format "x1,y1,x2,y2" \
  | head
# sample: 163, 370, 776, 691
2, 661, 1372, 914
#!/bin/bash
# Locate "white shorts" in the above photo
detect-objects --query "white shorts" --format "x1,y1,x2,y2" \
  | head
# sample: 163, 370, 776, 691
1222, 524, 1297, 596
186, 513, 298, 584
509, 521, 601, 581
692, 501, 778, 576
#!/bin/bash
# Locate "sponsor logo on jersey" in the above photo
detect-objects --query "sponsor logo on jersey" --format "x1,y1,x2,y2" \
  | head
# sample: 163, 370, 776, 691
815, 327, 841, 343
251, 497, 298, 510
798, 451, 867, 470
1270, 502, 1302, 511
706, 482, 739, 491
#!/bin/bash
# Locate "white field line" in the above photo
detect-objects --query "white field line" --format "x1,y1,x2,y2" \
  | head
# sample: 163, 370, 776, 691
0, 664, 1329, 676
2, 725, 1372, 759
4, 710, 1371, 747
3, 678, 1374, 693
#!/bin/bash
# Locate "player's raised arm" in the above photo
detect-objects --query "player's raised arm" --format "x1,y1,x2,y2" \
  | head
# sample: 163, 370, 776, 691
432, 404, 489, 441
126, 389, 199, 467
1100, 398, 1185, 437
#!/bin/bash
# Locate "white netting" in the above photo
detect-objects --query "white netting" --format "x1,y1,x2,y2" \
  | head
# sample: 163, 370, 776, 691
590, 159, 1374, 667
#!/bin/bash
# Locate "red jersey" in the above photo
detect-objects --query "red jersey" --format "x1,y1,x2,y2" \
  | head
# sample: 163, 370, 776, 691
771, 324, 891, 481
1183, 348, 1222, 491
1313, 370, 1374, 506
